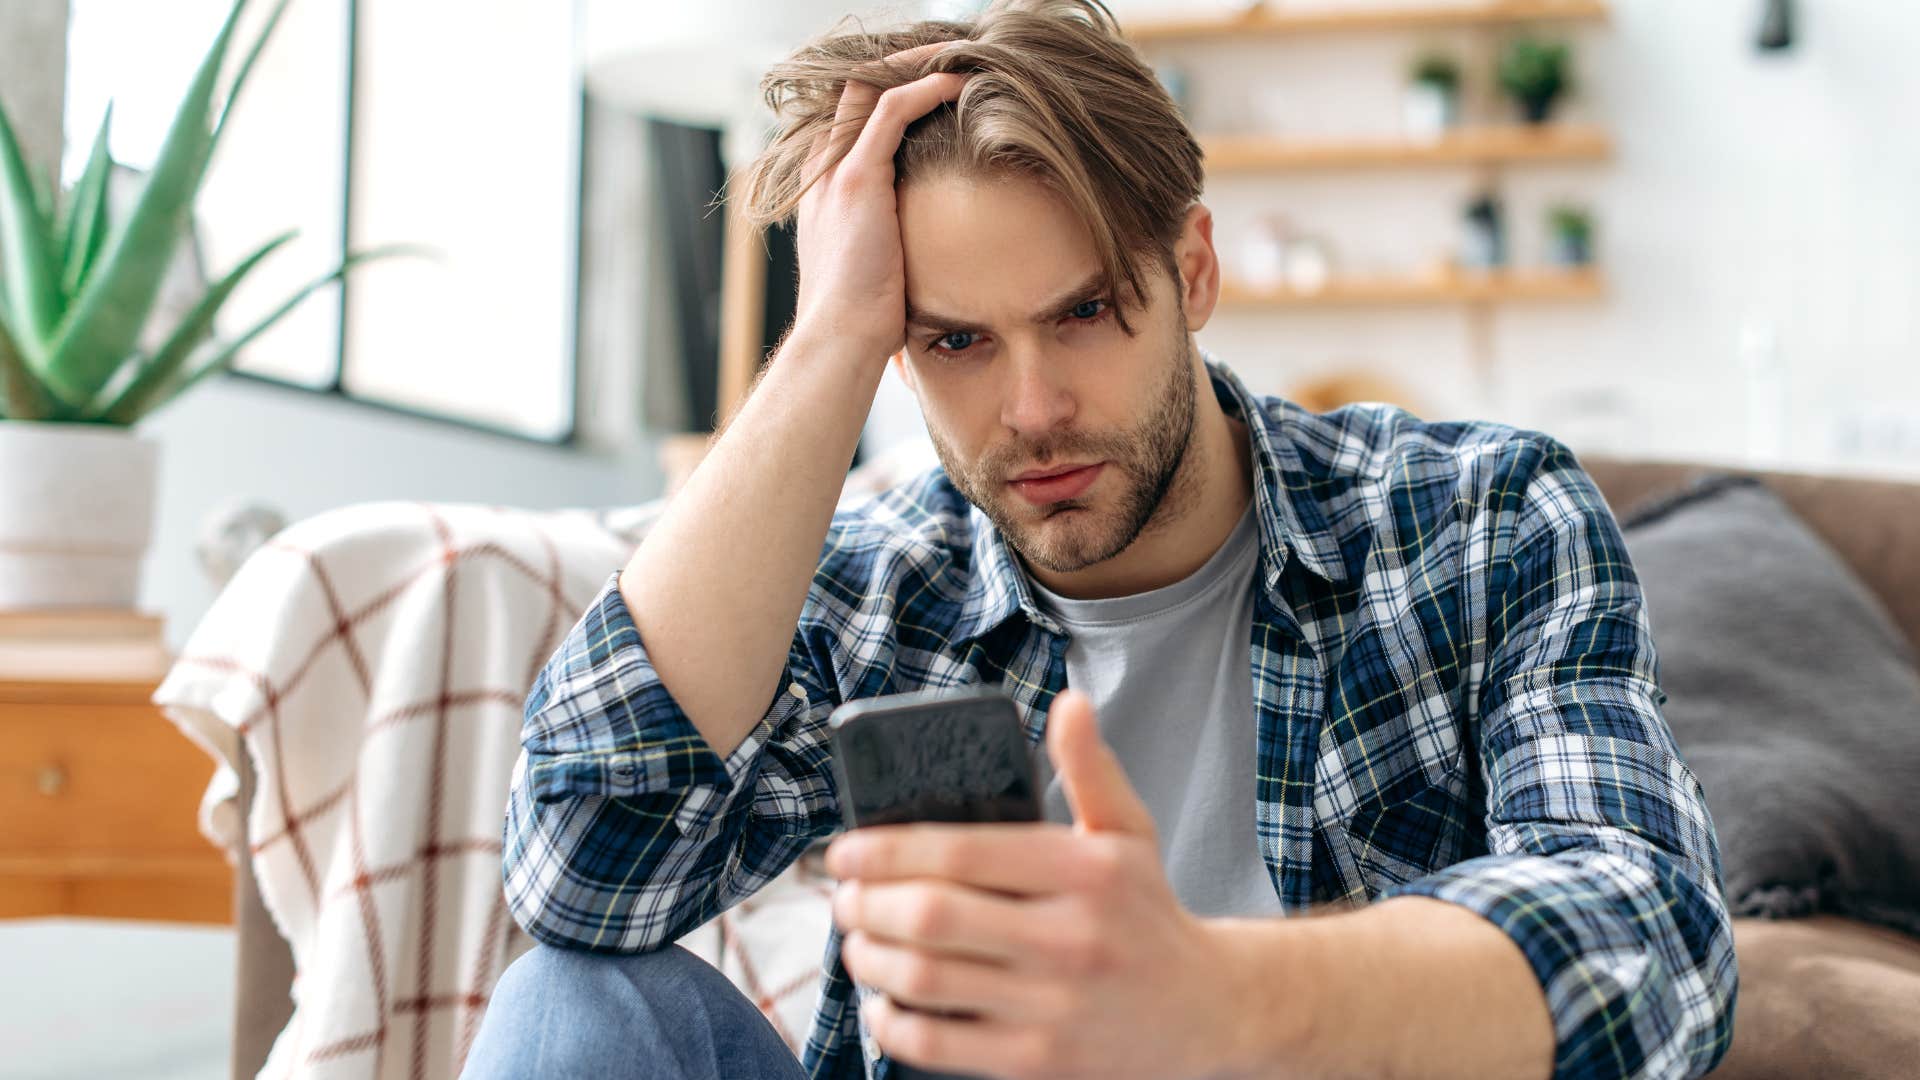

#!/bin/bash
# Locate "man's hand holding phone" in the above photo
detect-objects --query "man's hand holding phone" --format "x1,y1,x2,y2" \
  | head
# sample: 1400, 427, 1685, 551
825, 690, 1259, 1080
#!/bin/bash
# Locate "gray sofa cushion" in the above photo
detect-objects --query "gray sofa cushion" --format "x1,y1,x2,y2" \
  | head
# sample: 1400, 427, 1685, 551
1620, 475, 1920, 936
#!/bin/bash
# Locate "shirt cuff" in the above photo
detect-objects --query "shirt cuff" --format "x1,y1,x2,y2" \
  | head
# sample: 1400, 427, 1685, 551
521, 571, 814, 838
1382, 851, 1703, 1078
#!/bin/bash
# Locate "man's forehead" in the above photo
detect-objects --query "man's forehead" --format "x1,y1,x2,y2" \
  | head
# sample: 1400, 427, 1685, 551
898, 172, 1097, 263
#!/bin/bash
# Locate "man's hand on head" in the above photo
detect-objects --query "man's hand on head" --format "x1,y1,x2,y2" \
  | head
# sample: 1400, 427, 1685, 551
825, 690, 1256, 1080
788, 43, 966, 370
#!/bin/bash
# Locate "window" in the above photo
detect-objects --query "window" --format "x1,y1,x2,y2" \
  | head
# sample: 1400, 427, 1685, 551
64, 0, 580, 442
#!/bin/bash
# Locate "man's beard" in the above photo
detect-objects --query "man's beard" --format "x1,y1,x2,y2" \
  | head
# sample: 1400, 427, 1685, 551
931, 333, 1200, 575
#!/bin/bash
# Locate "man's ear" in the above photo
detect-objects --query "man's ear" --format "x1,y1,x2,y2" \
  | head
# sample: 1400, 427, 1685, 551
890, 349, 917, 393
1172, 202, 1220, 332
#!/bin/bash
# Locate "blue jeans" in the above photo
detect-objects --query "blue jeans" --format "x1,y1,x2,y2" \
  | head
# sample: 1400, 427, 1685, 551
462, 943, 812, 1079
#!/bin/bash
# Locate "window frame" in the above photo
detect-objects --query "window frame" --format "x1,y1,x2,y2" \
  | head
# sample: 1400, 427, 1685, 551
220, 0, 586, 448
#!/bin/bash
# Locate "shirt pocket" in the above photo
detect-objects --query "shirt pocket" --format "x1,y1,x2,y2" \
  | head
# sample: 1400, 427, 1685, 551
1341, 770, 1474, 891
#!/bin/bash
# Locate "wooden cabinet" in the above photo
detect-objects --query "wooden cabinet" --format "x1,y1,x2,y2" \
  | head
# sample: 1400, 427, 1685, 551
0, 674, 232, 923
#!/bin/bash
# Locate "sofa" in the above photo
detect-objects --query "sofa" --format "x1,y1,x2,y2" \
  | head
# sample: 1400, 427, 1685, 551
208, 455, 1920, 1079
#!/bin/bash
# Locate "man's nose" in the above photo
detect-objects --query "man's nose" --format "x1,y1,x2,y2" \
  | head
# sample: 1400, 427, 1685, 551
998, 343, 1075, 438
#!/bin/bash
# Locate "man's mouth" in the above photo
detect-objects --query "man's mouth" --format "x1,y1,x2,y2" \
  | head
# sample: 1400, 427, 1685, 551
1008, 462, 1104, 505
1010, 462, 1098, 481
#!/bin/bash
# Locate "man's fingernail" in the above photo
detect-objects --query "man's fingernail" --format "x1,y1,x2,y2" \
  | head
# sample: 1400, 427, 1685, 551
833, 881, 859, 928
827, 836, 862, 877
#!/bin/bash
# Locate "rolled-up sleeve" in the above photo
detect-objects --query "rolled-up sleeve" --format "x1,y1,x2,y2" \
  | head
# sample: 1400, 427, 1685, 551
1383, 439, 1738, 1079
502, 570, 842, 953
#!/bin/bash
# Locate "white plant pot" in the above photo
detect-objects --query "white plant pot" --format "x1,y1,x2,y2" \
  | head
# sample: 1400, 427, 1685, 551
0, 421, 160, 609
1402, 82, 1458, 143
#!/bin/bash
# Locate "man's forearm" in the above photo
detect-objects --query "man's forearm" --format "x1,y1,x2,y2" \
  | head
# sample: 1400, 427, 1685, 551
619, 332, 884, 759
1209, 896, 1555, 1079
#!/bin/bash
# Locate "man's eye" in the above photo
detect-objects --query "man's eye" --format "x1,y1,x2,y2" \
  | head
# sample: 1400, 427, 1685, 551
934, 331, 979, 353
1068, 299, 1108, 321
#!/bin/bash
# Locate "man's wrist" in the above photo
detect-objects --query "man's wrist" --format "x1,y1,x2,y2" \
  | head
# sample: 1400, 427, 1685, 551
744, 321, 891, 431
780, 315, 897, 375
1195, 916, 1318, 1079
1200, 897, 1560, 1080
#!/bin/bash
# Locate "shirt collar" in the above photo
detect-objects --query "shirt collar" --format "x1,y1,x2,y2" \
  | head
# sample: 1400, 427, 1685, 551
950, 353, 1350, 645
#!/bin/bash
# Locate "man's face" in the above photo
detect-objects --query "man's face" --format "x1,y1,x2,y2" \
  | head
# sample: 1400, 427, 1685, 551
895, 172, 1199, 575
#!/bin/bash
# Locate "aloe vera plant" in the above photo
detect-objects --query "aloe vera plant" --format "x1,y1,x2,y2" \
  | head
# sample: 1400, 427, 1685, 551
0, 0, 396, 425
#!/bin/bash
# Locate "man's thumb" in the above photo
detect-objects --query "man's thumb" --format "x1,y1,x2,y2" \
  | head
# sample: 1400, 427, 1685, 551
1046, 689, 1156, 838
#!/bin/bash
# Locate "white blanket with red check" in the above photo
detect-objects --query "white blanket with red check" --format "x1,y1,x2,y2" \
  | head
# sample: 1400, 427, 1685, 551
154, 441, 935, 1079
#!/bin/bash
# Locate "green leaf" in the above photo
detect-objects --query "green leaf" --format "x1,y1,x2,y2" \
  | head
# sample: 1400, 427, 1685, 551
213, 0, 297, 151
0, 306, 57, 421
106, 243, 419, 425
89, 228, 295, 423
42, 0, 254, 405
77, 350, 151, 421
0, 98, 65, 352
59, 104, 117, 301
30, 164, 57, 232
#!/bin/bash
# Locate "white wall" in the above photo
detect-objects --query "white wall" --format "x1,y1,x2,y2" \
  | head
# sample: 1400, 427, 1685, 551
1104, 0, 1920, 477
0, 0, 68, 171
137, 379, 662, 651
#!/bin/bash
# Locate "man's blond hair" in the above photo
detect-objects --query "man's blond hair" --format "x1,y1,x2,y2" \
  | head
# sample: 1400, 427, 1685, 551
741, 0, 1206, 333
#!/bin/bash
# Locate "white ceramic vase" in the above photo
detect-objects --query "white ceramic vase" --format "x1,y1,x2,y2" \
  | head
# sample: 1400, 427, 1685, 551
0, 421, 160, 609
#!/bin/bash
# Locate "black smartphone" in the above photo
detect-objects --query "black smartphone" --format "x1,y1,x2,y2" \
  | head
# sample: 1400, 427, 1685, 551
827, 685, 1042, 1080
828, 685, 1042, 829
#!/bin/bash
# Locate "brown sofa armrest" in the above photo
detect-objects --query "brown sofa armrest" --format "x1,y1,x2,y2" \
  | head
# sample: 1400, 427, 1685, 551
232, 748, 297, 1080
1710, 916, 1920, 1078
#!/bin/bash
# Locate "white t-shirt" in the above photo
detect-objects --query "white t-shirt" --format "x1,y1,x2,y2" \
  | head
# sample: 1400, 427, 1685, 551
1026, 499, 1283, 918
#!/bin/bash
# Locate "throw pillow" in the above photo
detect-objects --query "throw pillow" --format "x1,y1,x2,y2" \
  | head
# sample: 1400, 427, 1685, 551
1619, 475, 1920, 936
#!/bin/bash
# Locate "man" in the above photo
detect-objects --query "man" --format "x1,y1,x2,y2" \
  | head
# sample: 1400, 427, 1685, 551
469, 2, 1737, 1077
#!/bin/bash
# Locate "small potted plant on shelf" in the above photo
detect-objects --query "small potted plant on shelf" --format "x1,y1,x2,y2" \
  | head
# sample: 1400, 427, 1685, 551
1547, 203, 1596, 266
1497, 36, 1573, 125
1459, 192, 1507, 271
0, 0, 399, 609
1403, 51, 1463, 142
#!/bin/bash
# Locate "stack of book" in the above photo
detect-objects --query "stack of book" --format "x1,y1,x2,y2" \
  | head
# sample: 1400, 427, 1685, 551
0, 609, 171, 684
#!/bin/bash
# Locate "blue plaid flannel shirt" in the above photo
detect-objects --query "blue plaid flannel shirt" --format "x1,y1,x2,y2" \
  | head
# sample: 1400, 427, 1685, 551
504, 357, 1737, 1079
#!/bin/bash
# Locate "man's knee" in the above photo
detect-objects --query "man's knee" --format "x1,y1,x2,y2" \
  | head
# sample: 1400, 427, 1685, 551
466, 943, 796, 1079
493, 941, 724, 1012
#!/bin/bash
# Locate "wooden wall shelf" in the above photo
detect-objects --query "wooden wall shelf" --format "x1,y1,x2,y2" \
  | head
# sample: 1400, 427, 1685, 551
1217, 267, 1605, 307
1126, 1, 1610, 43
1203, 124, 1611, 171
